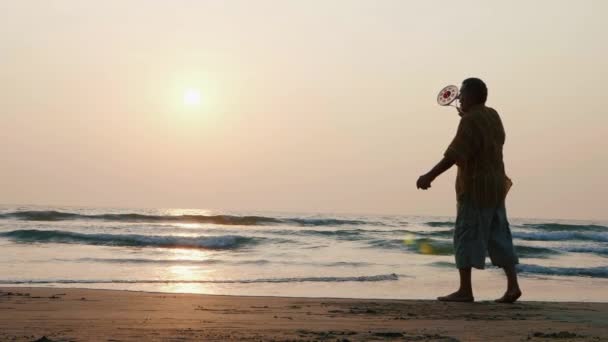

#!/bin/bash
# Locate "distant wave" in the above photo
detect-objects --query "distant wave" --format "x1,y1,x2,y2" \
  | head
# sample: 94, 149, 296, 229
0, 210, 370, 226
0, 273, 399, 284
564, 246, 608, 256
289, 218, 371, 226
515, 245, 561, 258
368, 237, 559, 258
513, 231, 608, 242
368, 238, 454, 256
523, 223, 608, 232
270, 228, 369, 241
425, 221, 454, 228
0, 229, 263, 250
419, 229, 453, 238
426, 222, 608, 233
67, 258, 226, 265
517, 264, 608, 278
294, 228, 427, 236
425, 222, 608, 234
62, 258, 376, 267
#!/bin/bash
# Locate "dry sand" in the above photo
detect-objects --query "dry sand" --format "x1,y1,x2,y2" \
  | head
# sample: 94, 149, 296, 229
0, 287, 606, 341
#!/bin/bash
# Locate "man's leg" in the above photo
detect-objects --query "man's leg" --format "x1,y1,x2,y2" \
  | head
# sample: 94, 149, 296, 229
495, 264, 522, 303
440, 198, 483, 302
437, 267, 474, 302
488, 204, 522, 303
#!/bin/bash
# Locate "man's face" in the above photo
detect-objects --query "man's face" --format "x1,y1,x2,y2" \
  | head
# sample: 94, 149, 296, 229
459, 83, 473, 112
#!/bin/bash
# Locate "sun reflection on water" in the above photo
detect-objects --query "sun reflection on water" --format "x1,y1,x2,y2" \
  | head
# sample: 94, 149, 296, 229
173, 222, 204, 230
161, 265, 215, 294
160, 208, 216, 217
159, 255, 217, 294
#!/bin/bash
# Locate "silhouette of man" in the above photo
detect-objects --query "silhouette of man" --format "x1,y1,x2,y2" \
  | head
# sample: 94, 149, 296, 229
417, 78, 522, 303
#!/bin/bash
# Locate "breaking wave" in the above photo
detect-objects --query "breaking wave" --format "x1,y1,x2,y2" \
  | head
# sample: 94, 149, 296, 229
0, 229, 262, 250
368, 238, 454, 256
523, 223, 608, 232
61, 258, 375, 267
515, 245, 561, 258
0, 273, 399, 284
513, 231, 608, 242
367, 237, 560, 258
0, 210, 369, 226
564, 246, 608, 256
517, 264, 608, 278
430, 262, 608, 278
425, 221, 454, 228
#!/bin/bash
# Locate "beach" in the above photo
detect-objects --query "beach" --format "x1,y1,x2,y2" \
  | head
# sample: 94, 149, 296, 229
1, 287, 607, 341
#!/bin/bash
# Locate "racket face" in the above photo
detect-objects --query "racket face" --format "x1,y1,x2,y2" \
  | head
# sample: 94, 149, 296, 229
437, 85, 459, 106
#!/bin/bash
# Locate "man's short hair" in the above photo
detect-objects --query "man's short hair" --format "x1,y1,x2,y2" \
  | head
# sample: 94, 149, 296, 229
462, 78, 487, 104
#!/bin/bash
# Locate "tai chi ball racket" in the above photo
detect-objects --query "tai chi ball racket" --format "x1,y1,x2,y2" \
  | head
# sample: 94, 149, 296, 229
437, 85, 459, 107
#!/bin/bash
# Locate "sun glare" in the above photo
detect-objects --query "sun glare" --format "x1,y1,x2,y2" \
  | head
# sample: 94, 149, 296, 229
183, 88, 202, 106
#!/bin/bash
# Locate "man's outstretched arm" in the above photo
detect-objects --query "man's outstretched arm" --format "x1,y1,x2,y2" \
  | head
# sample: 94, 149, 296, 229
416, 156, 455, 190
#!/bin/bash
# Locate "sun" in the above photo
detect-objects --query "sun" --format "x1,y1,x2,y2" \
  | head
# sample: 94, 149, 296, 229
183, 88, 202, 106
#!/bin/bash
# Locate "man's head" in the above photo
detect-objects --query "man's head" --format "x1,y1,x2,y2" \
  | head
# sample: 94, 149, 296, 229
459, 78, 487, 112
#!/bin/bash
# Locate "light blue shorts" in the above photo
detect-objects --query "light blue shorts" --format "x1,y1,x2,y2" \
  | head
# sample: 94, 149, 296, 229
454, 197, 519, 269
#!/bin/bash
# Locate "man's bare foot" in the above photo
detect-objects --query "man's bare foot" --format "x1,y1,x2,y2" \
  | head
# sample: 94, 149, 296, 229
437, 291, 474, 302
495, 289, 522, 304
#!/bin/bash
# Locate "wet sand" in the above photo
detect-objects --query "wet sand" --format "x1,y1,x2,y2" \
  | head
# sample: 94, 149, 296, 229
1, 287, 606, 341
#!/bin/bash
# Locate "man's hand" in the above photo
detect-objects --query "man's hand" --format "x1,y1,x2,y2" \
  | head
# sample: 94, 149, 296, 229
416, 173, 433, 190
417, 157, 455, 191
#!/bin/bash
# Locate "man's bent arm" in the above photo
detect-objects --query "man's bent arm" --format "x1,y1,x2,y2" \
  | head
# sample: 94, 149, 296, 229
426, 156, 455, 181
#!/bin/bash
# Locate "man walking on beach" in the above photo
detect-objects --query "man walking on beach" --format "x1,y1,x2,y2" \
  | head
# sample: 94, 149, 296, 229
416, 78, 522, 303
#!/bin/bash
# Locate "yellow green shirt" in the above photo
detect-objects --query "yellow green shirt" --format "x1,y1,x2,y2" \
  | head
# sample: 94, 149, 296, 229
444, 105, 512, 207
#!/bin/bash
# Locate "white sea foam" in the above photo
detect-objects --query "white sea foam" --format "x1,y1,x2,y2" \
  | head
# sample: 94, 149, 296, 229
0, 273, 399, 284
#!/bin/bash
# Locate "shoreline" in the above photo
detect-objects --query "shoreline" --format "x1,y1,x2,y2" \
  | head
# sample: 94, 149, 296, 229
3, 284, 608, 303
1, 287, 607, 341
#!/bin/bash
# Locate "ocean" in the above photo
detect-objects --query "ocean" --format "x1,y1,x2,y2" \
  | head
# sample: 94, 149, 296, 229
1, 205, 607, 302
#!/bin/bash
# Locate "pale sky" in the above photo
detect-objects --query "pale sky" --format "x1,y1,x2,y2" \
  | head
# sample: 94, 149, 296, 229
1, 1, 607, 220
